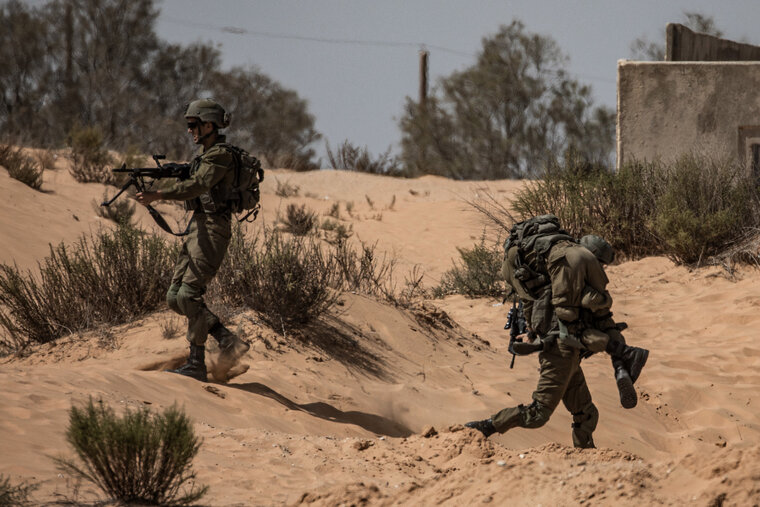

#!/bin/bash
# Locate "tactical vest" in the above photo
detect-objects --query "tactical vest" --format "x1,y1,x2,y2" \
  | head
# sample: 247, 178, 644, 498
503, 215, 575, 300
186, 142, 263, 218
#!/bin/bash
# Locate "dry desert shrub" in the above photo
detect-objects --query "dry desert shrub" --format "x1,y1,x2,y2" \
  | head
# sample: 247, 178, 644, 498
0, 144, 43, 190
0, 474, 37, 506
94, 191, 136, 225
212, 227, 339, 331
159, 315, 183, 339
274, 178, 300, 197
321, 219, 353, 245
326, 202, 341, 218
34, 149, 57, 171
280, 203, 318, 236
333, 240, 396, 298
67, 125, 115, 184
212, 224, 415, 332
55, 399, 206, 506
268, 151, 319, 172
0, 223, 176, 349
326, 139, 406, 176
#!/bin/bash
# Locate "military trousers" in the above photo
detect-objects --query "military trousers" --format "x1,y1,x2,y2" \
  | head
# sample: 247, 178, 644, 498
166, 212, 231, 346
491, 341, 598, 448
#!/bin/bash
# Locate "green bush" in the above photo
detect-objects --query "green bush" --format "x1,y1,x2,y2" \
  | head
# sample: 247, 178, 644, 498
651, 155, 756, 264
67, 125, 114, 184
0, 223, 176, 349
434, 236, 504, 298
56, 399, 206, 506
0, 474, 37, 506
0, 144, 43, 190
507, 154, 759, 265
510, 155, 664, 259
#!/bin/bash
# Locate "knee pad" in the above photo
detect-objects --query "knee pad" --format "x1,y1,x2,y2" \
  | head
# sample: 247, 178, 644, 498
522, 400, 553, 429
176, 283, 202, 317
572, 403, 599, 432
166, 284, 181, 314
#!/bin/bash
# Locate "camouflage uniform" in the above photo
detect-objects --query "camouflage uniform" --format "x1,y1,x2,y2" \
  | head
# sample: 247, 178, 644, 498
491, 243, 598, 448
467, 226, 648, 443
162, 138, 235, 346
547, 240, 625, 353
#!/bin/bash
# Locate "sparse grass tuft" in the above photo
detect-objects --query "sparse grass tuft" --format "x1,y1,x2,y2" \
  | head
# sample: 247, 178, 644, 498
56, 399, 206, 506
326, 202, 341, 218
0, 144, 43, 190
159, 315, 183, 339
333, 241, 396, 298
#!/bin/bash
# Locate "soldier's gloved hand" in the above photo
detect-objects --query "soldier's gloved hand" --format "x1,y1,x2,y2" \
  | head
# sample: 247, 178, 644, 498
511, 335, 544, 355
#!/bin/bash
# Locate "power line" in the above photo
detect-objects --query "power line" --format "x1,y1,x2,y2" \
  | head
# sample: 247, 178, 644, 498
162, 16, 473, 57
162, 15, 616, 85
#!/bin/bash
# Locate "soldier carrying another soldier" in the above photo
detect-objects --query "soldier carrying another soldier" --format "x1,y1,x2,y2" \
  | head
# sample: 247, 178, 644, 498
465, 215, 648, 448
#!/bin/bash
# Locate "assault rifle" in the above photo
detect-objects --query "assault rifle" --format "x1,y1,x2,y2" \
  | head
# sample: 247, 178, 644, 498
101, 155, 191, 236
504, 297, 527, 369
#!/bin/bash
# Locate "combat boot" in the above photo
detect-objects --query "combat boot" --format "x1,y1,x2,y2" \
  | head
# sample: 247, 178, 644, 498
606, 340, 649, 383
612, 359, 637, 409
464, 418, 496, 438
210, 323, 250, 362
168, 344, 207, 382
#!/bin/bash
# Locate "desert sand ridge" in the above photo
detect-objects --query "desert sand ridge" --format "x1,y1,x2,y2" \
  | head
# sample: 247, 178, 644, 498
1, 154, 760, 505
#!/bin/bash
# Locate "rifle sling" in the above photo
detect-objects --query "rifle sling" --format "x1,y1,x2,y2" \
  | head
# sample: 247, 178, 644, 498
147, 205, 193, 237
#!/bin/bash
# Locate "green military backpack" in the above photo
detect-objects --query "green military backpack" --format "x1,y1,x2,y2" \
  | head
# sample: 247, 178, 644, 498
504, 214, 575, 297
221, 143, 265, 221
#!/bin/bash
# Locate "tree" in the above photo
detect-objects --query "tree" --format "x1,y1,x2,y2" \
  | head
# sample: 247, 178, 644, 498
0, 0, 322, 168
630, 11, 724, 61
0, 1, 53, 144
212, 66, 321, 169
399, 20, 614, 180
142, 41, 223, 159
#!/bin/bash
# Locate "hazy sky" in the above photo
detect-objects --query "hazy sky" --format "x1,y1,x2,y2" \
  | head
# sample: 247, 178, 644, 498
87, 1, 760, 161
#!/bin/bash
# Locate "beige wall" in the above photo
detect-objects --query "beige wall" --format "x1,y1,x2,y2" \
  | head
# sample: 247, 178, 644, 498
616, 61, 760, 170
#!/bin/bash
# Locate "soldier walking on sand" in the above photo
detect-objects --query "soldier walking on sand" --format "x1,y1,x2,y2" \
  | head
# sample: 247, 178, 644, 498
465, 215, 648, 448
136, 99, 250, 382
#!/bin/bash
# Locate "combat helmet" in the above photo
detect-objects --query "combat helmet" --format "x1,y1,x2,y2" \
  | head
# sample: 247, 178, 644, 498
580, 234, 615, 265
184, 99, 230, 129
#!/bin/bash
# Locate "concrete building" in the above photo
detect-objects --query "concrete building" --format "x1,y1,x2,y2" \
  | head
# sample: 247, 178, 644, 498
616, 24, 760, 175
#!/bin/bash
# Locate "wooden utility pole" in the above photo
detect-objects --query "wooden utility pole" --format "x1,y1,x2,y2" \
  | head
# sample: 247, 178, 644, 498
419, 49, 429, 107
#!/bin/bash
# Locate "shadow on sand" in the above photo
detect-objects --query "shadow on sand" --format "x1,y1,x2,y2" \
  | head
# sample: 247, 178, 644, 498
295, 315, 390, 381
229, 381, 413, 437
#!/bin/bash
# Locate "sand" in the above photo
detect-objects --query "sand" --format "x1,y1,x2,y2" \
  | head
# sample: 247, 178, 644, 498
1, 153, 759, 506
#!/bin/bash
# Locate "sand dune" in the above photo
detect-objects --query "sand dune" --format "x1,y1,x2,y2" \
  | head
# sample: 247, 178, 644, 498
1, 155, 759, 505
